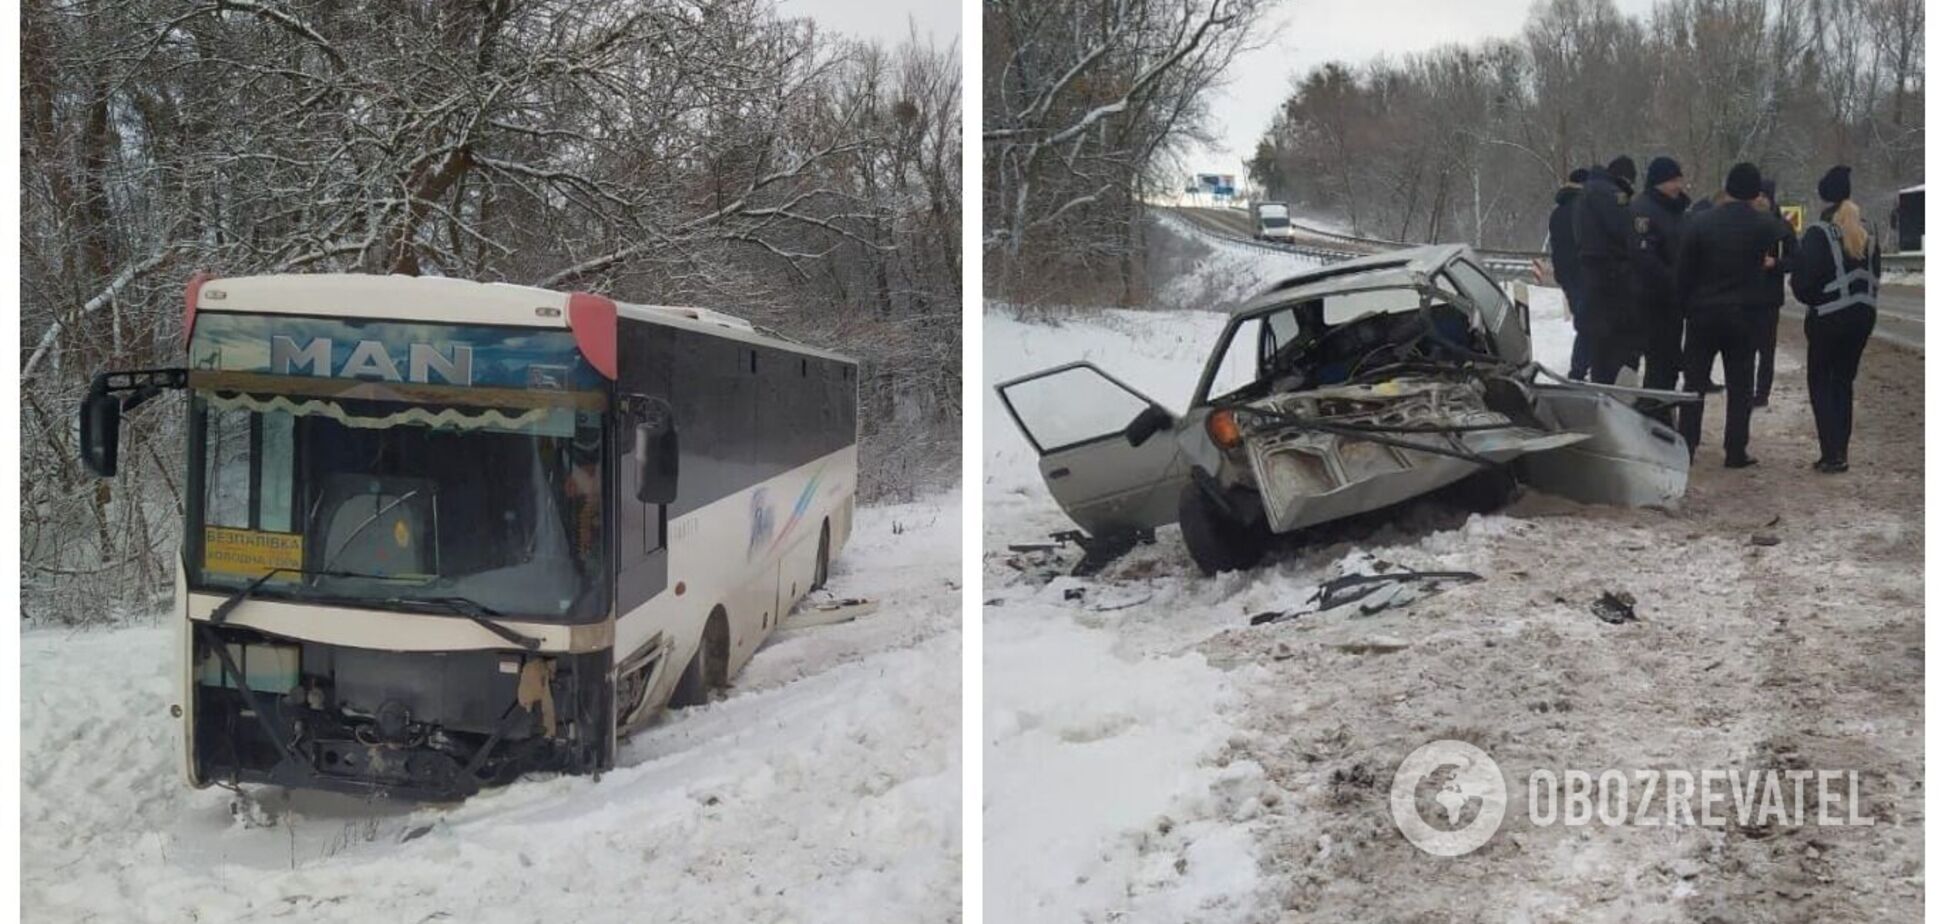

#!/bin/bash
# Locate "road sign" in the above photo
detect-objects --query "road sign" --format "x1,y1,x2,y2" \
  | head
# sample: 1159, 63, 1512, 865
1781, 205, 1804, 235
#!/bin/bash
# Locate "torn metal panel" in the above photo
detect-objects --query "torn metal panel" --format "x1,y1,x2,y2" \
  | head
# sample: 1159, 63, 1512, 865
1519, 386, 1690, 506
1238, 378, 1589, 533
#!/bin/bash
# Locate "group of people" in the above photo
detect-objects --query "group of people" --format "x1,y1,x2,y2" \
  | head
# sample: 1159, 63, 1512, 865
1547, 157, 1881, 473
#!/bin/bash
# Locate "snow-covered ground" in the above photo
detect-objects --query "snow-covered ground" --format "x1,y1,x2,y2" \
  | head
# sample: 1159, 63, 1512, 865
984, 305, 1272, 921
22, 495, 962, 923
984, 234, 1331, 921
984, 224, 1920, 920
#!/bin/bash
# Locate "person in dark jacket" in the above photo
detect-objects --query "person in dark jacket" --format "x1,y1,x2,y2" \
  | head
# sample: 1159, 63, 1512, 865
1681, 195, 1722, 393
1630, 156, 1690, 420
1790, 165, 1879, 473
1547, 167, 1591, 379
1673, 162, 1784, 467
1751, 179, 1797, 406
1573, 156, 1641, 384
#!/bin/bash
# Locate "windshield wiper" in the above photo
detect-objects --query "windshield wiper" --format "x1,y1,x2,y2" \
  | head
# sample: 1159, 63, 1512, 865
208, 566, 422, 625
205, 569, 542, 651
395, 595, 544, 651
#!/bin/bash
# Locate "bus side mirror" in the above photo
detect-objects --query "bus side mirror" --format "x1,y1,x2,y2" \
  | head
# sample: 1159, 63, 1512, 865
80, 390, 122, 478
634, 416, 679, 505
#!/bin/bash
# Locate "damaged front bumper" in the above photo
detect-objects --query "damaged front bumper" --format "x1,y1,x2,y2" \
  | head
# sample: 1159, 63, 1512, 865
1237, 377, 1585, 534
1230, 371, 1689, 534
188, 625, 612, 801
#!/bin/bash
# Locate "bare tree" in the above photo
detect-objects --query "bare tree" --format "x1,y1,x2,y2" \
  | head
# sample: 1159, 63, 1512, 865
19, 0, 961, 623
1248, 0, 1923, 250
984, 0, 1267, 304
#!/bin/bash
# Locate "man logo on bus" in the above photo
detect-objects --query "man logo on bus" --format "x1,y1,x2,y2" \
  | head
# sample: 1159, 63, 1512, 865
270, 335, 474, 385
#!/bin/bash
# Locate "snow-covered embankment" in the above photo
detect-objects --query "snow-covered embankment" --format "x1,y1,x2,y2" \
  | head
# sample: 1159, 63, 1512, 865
23, 494, 963, 923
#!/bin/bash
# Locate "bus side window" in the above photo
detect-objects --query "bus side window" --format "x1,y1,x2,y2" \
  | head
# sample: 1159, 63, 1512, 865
618, 404, 667, 568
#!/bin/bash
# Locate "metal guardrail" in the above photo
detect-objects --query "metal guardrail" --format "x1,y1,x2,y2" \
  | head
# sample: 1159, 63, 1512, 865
1174, 207, 1925, 282
1882, 252, 1924, 273
1166, 209, 1542, 282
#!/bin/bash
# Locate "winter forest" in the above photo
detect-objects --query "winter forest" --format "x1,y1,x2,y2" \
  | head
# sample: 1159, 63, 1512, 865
21, 0, 962, 623
1250, 0, 1925, 250
983, 0, 1922, 303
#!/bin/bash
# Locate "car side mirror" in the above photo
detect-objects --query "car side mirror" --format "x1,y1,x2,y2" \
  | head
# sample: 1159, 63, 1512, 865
633, 409, 680, 505
1512, 281, 1532, 335
80, 390, 122, 478
1125, 404, 1174, 447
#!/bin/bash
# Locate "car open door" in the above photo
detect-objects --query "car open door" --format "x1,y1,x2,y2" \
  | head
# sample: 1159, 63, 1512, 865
995, 362, 1191, 537
1442, 256, 1530, 365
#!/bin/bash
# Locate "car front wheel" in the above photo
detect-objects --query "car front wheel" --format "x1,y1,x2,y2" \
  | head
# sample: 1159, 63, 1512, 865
1177, 484, 1267, 576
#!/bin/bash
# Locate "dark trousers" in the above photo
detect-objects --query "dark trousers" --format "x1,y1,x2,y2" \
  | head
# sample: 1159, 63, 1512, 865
1804, 306, 1876, 464
1754, 306, 1781, 400
1565, 286, 1591, 380
1642, 311, 1683, 423
1679, 318, 1715, 392
1589, 338, 1640, 386
1678, 309, 1758, 462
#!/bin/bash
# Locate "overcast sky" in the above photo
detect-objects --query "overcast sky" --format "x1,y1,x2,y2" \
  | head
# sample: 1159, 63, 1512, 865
774, 0, 961, 46
1183, 0, 1661, 187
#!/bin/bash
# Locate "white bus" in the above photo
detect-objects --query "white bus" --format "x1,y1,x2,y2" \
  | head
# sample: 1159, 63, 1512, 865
79, 273, 858, 799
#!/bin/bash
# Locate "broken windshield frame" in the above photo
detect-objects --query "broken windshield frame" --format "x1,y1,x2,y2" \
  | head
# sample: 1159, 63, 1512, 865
1193, 270, 1504, 408
184, 378, 610, 625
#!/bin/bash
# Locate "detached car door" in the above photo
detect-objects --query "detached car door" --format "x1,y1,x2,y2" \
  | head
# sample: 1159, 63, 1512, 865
1519, 385, 1691, 506
995, 362, 1190, 537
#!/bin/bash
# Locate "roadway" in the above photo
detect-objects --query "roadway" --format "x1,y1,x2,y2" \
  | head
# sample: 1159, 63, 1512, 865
1788, 285, 1920, 350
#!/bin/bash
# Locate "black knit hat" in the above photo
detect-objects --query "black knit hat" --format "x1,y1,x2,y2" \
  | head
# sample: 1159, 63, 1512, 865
1725, 162, 1762, 200
1567, 167, 1589, 184
1607, 156, 1637, 184
1759, 179, 1776, 200
1646, 156, 1682, 187
1817, 165, 1852, 203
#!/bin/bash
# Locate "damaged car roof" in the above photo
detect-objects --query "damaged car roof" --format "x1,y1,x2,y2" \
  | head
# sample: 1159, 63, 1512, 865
1235, 244, 1470, 315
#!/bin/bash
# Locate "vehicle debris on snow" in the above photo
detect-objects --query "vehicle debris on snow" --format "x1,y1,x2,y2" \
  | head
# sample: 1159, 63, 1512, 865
781, 597, 881, 629
1591, 591, 1639, 624
1249, 558, 1482, 625
995, 245, 1697, 576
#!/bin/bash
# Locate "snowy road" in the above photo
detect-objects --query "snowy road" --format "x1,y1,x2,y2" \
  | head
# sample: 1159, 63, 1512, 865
983, 225, 1921, 921
23, 495, 962, 923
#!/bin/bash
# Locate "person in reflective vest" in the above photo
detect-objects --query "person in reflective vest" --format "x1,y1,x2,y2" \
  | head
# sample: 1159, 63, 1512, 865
1789, 165, 1880, 474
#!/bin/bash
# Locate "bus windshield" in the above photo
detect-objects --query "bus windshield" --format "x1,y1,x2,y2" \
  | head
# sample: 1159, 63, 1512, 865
189, 386, 607, 623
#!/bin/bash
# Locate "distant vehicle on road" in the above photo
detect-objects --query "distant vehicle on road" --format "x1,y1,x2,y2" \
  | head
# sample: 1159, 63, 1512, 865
1253, 201, 1294, 242
1895, 184, 1923, 253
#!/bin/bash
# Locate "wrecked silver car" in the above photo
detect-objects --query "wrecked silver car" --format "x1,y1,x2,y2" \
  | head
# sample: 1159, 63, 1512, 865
996, 245, 1694, 575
